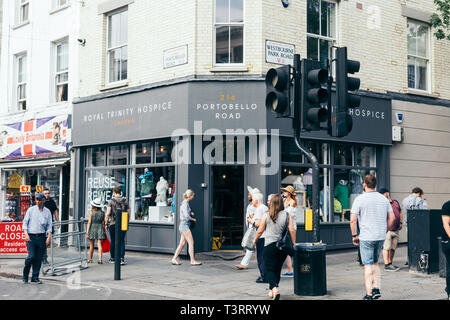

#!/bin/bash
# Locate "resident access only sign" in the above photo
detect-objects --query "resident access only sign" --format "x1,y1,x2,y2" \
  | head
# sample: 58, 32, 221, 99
0, 223, 27, 255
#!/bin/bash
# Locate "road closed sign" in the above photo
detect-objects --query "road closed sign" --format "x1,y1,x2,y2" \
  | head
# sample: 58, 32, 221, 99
0, 223, 27, 255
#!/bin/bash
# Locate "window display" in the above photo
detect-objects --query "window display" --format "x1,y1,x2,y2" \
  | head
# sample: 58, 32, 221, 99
3, 168, 62, 222
131, 167, 175, 223
85, 140, 176, 225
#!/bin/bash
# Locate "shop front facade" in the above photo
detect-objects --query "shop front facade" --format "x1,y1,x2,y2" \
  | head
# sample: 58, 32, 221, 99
0, 115, 72, 226
72, 78, 392, 253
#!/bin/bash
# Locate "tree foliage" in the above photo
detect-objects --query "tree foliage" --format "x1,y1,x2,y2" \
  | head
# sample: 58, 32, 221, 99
430, 0, 450, 40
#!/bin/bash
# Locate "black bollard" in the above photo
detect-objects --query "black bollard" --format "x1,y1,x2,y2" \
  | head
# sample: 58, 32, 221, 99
114, 212, 122, 280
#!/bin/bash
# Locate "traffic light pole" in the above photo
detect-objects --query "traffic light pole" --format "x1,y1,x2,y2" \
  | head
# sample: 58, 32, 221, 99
293, 53, 320, 243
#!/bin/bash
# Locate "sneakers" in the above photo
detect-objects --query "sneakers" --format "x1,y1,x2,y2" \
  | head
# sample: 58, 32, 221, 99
22, 278, 28, 284
404, 261, 409, 267
280, 272, 294, 278
108, 258, 114, 264
372, 288, 381, 300
120, 259, 126, 265
363, 294, 373, 300
384, 264, 400, 272
30, 279, 42, 284
42, 258, 49, 265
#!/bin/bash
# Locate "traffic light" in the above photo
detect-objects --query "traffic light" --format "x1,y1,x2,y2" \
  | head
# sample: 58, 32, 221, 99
333, 47, 361, 137
300, 59, 328, 131
265, 65, 293, 118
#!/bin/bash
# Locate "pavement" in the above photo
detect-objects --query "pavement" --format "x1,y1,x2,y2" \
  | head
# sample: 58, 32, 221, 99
0, 244, 448, 300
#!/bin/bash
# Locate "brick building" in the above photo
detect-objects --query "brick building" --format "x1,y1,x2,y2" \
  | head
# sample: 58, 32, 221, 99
67, 0, 450, 252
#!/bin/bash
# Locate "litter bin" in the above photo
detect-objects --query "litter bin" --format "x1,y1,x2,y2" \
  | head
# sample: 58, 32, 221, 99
294, 243, 327, 296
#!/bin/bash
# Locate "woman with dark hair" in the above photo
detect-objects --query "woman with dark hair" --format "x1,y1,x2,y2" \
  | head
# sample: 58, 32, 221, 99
253, 194, 296, 300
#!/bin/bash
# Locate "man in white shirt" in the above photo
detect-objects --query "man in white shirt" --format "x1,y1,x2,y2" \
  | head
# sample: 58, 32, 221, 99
252, 192, 268, 283
350, 174, 395, 300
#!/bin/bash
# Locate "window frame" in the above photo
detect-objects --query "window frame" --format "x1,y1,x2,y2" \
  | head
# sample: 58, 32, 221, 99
84, 141, 177, 224
17, 0, 30, 24
306, 0, 338, 64
407, 19, 431, 93
105, 8, 128, 85
52, 0, 69, 9
213, 0, 245, 66
54, 39, 69, 103
16, 53, 27, 111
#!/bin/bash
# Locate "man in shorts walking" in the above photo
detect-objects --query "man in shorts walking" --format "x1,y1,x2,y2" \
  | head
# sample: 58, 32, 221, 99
350, 175, 395, 300
379, 188, 403, 271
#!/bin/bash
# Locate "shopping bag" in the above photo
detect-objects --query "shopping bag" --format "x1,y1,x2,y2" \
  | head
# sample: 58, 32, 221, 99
101, 237, 110, 253
241, 227, 256, 251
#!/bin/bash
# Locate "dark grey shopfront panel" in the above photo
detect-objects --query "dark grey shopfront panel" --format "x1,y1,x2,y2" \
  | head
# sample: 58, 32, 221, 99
267, 91, 393, 146
72, 83, 189, 147
126, 224, 176, 253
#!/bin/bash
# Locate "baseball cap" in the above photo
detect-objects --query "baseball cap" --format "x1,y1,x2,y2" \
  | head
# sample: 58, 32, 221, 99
378, 188, 389, 194
35, 193, 46, 201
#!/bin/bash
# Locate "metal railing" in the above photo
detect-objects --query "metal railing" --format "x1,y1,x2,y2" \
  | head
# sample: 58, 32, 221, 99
42, 219, 89, 276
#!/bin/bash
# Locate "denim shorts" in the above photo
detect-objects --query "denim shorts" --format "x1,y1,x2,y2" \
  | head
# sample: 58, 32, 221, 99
359, 240, 384, 265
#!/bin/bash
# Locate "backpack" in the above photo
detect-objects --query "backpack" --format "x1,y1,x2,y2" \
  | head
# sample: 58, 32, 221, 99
109, 197, 128, 225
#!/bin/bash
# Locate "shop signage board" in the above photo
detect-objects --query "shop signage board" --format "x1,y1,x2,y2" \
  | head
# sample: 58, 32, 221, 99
0, 115, 69, 160
265, 40, 295, 65
0, 223, 27, 255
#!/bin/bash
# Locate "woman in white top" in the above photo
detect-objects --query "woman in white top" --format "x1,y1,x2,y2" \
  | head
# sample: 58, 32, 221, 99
281, 186, 297, 278
253, 194, 296, 300
171, 189, 202, 266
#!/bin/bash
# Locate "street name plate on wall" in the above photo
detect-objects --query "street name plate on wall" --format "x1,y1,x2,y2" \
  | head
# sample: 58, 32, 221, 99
164, 45, 188, 69
265, 40, 295, 65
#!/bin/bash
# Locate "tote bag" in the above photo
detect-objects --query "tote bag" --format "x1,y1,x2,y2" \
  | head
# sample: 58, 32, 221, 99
275, 212, 295, 256
101, 236, 111, 253
241, 227, 256, 251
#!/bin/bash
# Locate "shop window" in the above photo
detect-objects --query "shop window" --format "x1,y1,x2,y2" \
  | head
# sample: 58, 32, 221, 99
130, 166, 175, 223
334, 144, 353, 166
107, 145, 128, 166
135, 143, 153, 164
85, 169, 126, 217
156, 140, 173, 163
354, 145, 376, 167
215, 0, 244, 64
281, 137, 303, 163
86, 147, 106, 167
3, 168, 62, 222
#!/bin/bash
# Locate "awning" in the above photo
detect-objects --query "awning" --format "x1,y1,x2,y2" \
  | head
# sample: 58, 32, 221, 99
0, 157, 70, 169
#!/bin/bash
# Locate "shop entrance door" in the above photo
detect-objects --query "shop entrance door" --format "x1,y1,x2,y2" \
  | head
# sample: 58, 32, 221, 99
211, 165, 244, 250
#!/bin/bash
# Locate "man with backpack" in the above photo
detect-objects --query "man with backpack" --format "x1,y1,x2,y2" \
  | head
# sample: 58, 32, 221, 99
379, 188, 403, 271
105, 186, 130, 265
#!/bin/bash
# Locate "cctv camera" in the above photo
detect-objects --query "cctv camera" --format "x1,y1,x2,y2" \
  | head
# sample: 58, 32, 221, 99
395, 113, 404, 124
77, 38, 86, 46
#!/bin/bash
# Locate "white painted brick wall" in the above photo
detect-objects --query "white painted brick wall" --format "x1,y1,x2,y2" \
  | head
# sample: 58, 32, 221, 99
78, 0, 450, 100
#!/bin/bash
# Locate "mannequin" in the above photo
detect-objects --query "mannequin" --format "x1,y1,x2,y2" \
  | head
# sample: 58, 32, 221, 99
293, 176, 305, 191
334, 179, 350, 210
139, 168, 154, 197
155, 176, 169, 206
349, 169, 363, 208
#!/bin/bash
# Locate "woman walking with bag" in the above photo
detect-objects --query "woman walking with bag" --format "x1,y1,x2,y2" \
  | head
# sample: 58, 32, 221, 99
253, 194, 296, 300
86, 198, 107, 264
280, 186, 297, 278
171, 189, 202, 266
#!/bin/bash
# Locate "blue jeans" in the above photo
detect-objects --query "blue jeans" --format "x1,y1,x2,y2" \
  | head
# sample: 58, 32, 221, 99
23, 234, 46, 281
109, 227, 126, 260
359, 240, 384, 265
